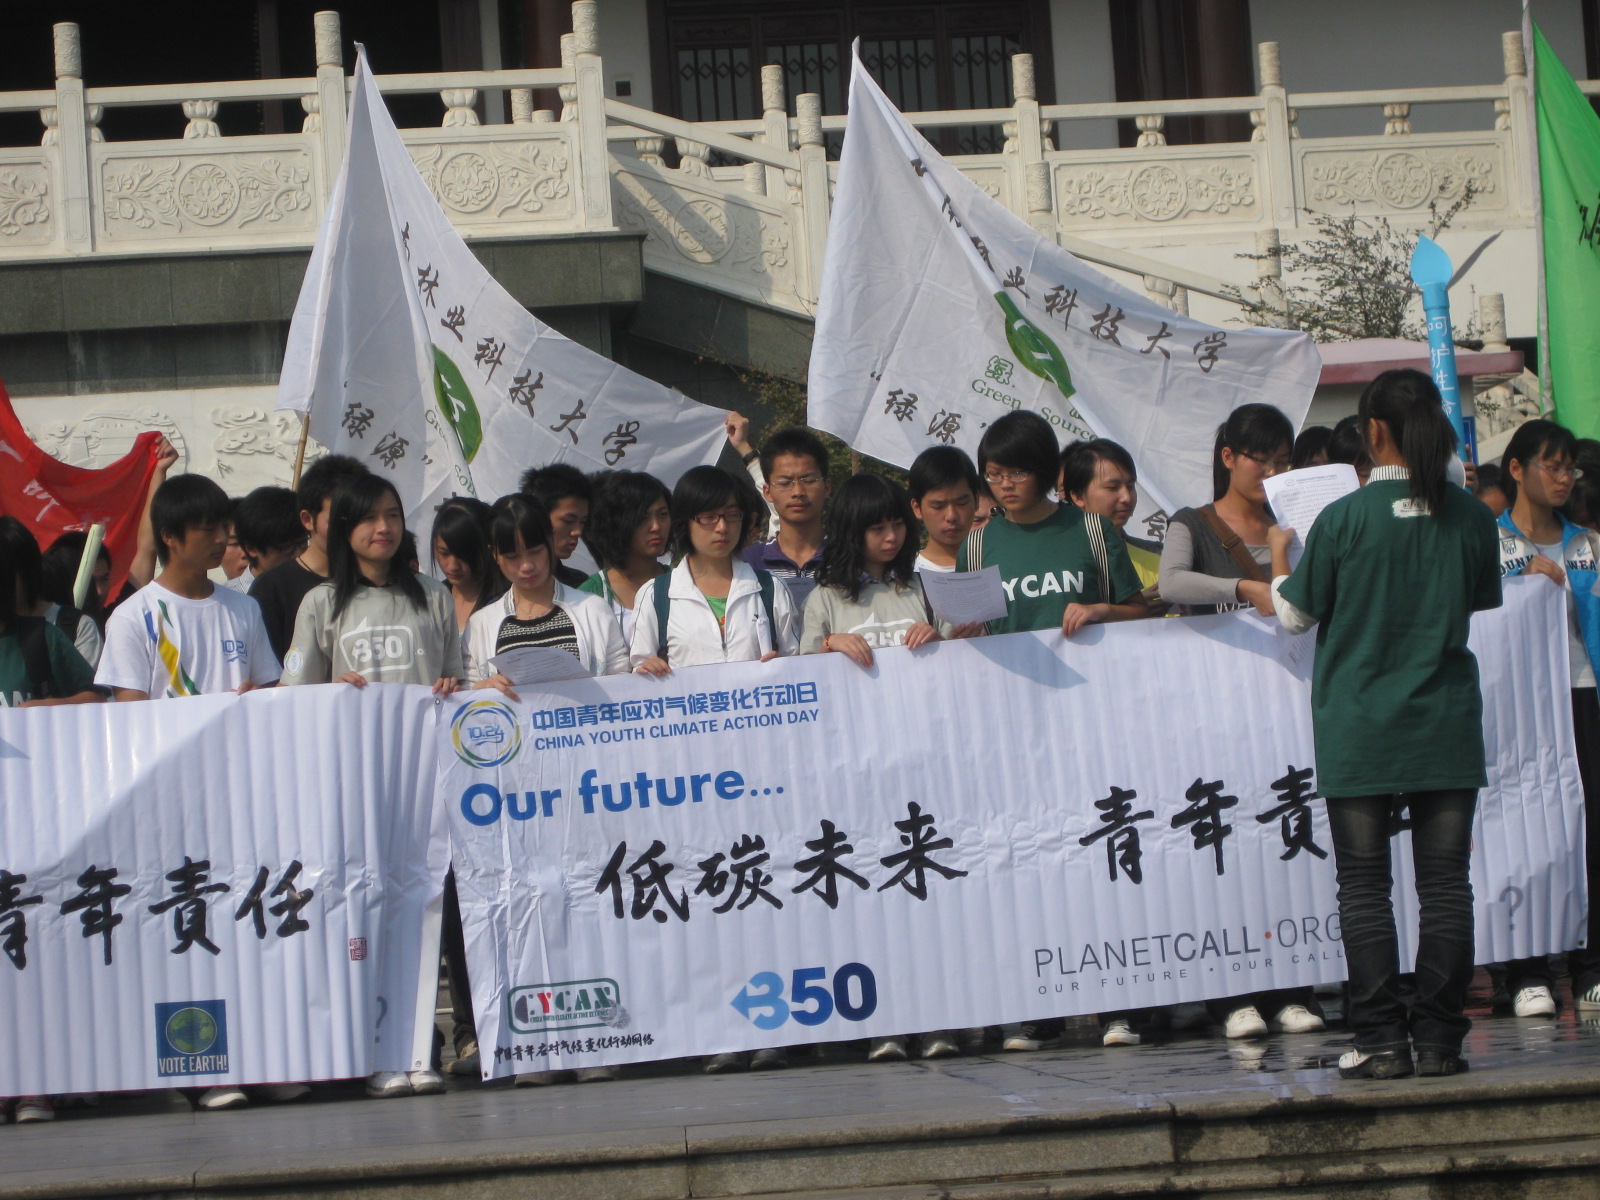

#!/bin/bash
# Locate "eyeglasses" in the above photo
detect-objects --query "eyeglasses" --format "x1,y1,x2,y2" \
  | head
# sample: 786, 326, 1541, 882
1535, 460, 1584, 481
692, 509, 746, 529
1239, 451, 1292, 475
982, 469, 1033, 485
770, 475, 825, 491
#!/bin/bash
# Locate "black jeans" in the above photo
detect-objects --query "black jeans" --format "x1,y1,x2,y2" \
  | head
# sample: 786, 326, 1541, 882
1326, 789, 1478, 1055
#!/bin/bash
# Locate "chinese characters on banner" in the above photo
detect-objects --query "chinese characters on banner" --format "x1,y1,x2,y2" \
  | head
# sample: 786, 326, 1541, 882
0, 687, 444, 1097
441, 578, 1583, 1076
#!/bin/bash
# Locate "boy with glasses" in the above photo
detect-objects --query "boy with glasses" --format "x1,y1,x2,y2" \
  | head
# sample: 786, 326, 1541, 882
741, 428, 831, 610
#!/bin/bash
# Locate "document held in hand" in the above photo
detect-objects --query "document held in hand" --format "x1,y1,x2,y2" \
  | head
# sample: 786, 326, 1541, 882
1263, 464, 1360, 566
920, 565, 1010, 627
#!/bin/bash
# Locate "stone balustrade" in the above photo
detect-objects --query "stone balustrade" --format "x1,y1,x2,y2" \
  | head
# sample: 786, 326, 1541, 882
0, 5, 1561, 333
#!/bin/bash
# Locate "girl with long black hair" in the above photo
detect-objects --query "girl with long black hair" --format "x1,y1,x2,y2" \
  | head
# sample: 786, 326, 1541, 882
1272, 368, 1500, 1078
431, 496, 503, 648
801, 473, 948, 665
280, 474, 462, 700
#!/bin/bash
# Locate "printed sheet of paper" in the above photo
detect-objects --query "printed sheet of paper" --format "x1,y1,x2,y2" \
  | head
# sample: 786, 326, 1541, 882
920, 566, 1009, 626
488, 646, 593, 685
1263, 464, 1360, 566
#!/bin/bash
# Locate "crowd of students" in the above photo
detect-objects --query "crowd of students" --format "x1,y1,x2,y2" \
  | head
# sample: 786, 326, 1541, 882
1, 366, 1594, 1118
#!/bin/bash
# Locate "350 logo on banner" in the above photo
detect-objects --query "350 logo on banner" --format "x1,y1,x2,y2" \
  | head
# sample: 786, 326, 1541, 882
730, 963, 878, 1030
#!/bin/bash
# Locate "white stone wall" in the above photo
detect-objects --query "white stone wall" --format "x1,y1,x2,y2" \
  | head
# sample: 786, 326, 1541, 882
13, 385, 308, 497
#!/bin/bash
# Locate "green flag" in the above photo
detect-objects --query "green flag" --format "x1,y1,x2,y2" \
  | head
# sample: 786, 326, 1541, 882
1535, 23, 1600, 439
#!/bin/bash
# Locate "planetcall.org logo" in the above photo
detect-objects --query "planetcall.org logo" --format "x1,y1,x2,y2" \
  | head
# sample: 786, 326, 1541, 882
452, 698, 523, 768
154, 999, 230, 1077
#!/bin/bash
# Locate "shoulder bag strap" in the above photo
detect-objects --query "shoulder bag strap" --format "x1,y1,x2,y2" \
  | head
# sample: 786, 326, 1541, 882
653, 574, 671, 663
755, 569, 777, 637
1198, 504, 1267, 583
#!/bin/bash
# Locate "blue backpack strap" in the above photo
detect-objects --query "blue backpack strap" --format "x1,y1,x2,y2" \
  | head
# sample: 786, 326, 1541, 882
653, 574, 671, 663
755, 569, 777, 643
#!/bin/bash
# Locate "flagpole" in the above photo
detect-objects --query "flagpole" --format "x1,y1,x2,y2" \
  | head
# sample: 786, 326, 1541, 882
291, 413, 310, 489
1524, 4, 1552, 416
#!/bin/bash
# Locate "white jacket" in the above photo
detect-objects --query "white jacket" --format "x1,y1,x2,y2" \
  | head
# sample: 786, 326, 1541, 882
464, 583, 630, 680
629, 558, 800, 669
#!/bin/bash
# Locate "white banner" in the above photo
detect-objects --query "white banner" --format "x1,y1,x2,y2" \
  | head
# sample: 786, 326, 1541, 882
442, 578, 1584, 1076
0, 687, 444, 1096
807, 52, 1323, 535
278, 52, 727, 532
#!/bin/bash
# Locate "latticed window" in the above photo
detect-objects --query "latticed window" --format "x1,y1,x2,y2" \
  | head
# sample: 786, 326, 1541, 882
660, 2, 1052, 156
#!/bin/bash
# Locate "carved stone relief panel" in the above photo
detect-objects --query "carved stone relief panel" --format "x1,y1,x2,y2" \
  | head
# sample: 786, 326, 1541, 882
1299, 143, 1504, 214
1051, 156, 1259, 228
613, 166, 795, 307
408, 135, 575, 225
0, 159, 53, 246
954, 165, 1011, 210
98, 149, 317, 239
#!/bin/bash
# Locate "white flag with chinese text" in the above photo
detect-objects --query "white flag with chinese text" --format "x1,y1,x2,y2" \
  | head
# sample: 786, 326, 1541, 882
278, 51, 727, 530
808, 52, 1322, 531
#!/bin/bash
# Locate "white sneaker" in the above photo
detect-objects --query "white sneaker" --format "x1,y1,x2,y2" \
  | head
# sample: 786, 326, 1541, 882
919, 1030, 961, 1058
1224, 1005, 1268, 1040
14, 1096, 55, 1123
867, 1036, 908, 1062
197, 1086, 250, 1111
408, 1069, 446, 1095
574, 1066, 617, 1082
1102, 1019, 1140, 1046
1512, 985, 1557, 1018
1000, 1022, 1055, 1052
1577, 983, 1600, 1012
1269, 1004, 1326, 1034
253, 1083, 311, 1103
364, 1071, 412, 1099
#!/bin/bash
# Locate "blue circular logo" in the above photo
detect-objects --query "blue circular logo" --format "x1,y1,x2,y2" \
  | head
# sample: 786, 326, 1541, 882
451, 699, 522, 768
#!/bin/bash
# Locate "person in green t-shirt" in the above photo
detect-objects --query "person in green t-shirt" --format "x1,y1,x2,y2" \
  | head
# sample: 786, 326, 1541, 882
1271, 368, 1500, 1082
958, 411, 1146, 644
0, 523, 102, 709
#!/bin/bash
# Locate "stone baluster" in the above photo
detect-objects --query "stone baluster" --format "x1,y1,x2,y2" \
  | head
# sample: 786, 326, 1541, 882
634, 137, 665, 167
569, 1, 614, 229
85, 104, 104, 142
1502, 30, 1535, 215
1255, 42, 1297, 225
510, 88, 534, 124
441, 88, 480, 127
300, 93, 320, 133
1143, 276, 1190, 316
559, 33, 578, 122
743, 160, 766, 194
1135, 114, 1166, 147
313, 12, 348, 178
39, 107, 59, 146
183, 99, 221, 138
760, 63, 789, 197
1480, 292, 1511, 353
795, 92, 831, 305
1255, 227, 1289, 327
49, 22, 93, 251
1010, 53, 1053, 236
675, 138, 712, 177
1383, 102, 1412, 135
533, 109, 557, 123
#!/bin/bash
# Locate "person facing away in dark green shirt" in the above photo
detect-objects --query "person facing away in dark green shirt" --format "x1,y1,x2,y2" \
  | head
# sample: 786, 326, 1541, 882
957, 410, 1146, 638
1269, 367, 1500, 1082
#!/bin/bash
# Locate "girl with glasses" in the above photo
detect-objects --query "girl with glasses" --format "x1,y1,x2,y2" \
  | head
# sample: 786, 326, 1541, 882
1492, 418, 1600, 1021
630, 465, 800, 677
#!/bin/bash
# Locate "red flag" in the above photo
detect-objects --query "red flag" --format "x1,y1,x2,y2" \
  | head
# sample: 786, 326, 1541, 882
0, 381, 163, 600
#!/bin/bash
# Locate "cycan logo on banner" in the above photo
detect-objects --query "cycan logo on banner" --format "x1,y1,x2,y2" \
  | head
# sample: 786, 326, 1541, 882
508, 979, 624, 1034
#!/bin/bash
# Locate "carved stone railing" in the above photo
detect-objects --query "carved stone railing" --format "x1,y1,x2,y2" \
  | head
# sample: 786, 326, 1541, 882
0, 6, 1553, 329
